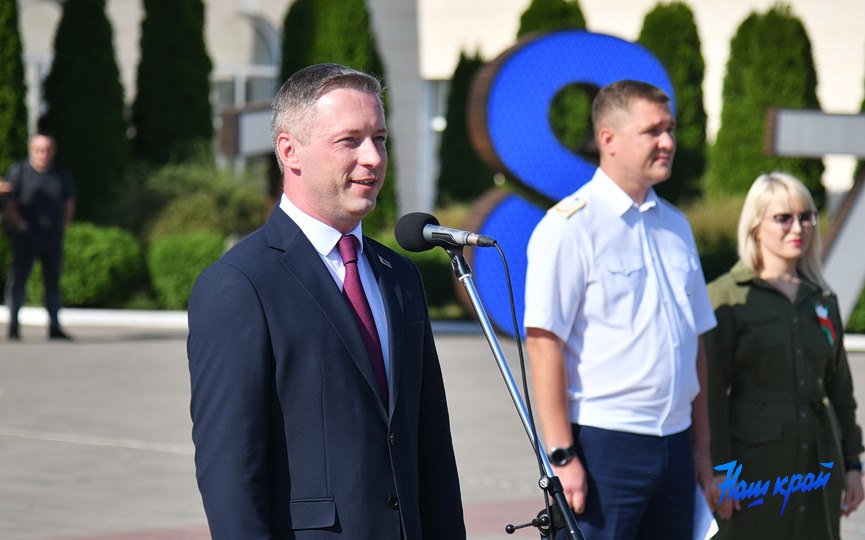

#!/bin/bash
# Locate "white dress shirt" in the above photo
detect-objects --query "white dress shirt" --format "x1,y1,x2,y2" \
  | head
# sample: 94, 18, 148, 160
524, 169, 716, 436
279, 194, 391, 379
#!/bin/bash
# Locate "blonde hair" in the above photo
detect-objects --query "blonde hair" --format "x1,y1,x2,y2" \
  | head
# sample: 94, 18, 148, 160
737, 171, 829, 290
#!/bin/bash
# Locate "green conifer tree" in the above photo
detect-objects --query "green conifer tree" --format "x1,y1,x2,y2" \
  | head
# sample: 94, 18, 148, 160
517, 0, 591, 157
133, 0, 213, 165
436, 51, 495, 205
279, 0, 394, 231
638, 1, 707, 204
280, 0, 316, 84
517, 0, 586, 36
0, 0, 28, 173
707, 4, 824, 207
857, 73, 864, 182
41, 0, 127, 223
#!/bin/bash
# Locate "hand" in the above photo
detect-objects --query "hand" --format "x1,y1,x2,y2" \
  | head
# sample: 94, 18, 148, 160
842, 470, 864, 517
555, 457, 588, 514
710, 473, 740, 520
0, 180, 12, 194
693, 446, 715, 510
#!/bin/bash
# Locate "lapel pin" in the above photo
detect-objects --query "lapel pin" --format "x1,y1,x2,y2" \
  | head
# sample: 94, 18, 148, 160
378, 255, 392, 268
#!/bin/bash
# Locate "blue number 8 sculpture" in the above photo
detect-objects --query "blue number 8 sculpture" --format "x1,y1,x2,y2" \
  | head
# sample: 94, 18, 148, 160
466, 30, 675, 336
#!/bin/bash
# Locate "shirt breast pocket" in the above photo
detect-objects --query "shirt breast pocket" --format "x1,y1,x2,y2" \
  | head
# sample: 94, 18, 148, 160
736, 308, 786, 386
667, 252, 698, 299
600, 256, 645, 316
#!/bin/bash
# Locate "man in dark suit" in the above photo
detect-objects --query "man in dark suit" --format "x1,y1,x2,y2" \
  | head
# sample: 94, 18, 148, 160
187, 63, 466, 539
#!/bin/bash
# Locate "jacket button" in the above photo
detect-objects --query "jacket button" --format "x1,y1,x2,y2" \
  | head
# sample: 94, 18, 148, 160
387, 496, 399, 509
389, 433, 397, 445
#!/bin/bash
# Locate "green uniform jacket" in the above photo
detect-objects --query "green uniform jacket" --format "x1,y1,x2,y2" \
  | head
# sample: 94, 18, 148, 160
706, 261, 862, 540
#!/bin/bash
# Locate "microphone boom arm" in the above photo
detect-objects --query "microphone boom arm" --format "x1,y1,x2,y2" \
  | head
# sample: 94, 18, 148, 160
444, 247, 582, 540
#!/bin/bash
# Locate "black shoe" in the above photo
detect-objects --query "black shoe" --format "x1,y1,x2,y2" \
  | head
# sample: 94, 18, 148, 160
49, 328, 72, 341
8, 327, 20, 341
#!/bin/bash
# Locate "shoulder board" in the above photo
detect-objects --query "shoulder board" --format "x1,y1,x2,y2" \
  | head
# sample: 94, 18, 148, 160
548, 197, 586, 218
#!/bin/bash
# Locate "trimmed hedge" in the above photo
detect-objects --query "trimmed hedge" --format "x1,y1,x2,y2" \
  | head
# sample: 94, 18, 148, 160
147, 230, 224, 309
25, 222, 145, 307
3, 207, 863, 330
108, 158, 269, 242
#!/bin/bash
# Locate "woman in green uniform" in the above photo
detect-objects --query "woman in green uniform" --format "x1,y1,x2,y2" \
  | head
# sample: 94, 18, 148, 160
706, 171, 864, 539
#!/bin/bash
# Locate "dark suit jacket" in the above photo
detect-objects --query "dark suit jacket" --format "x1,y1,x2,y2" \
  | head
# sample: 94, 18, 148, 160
188, 209, 466, 539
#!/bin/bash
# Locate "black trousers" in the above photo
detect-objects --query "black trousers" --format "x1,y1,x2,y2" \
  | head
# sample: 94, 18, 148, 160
5, 229, 64, 331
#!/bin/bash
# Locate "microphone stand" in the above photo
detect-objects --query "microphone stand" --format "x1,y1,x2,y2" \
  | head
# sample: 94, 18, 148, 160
444, 246, 582, 540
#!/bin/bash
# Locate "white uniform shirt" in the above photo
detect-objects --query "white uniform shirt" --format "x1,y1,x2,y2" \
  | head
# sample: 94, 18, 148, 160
524, 169, 716, 436
279, 194, 391, 379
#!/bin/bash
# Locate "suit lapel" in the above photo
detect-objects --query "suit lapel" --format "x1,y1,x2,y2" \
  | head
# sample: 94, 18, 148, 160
363, 240, 403, 418
264, 211, 388, 419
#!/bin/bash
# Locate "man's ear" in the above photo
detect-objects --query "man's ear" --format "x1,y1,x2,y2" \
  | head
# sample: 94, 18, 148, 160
597, 126, 616, 157
276, 132, 300, 171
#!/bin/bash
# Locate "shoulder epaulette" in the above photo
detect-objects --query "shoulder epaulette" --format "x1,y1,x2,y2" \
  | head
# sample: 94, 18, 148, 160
548, 196, 586, 218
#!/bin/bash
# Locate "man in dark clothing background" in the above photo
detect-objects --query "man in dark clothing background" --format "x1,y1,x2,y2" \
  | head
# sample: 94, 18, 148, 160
4, 133, 76, 341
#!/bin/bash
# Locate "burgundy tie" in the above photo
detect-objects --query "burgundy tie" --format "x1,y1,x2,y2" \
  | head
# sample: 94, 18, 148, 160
338, 235, 388, 405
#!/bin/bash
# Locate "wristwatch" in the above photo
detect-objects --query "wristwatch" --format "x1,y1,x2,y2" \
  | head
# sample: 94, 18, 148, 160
548, 445, 577, 467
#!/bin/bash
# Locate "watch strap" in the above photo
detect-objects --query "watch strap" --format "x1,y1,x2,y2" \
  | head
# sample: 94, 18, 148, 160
548, 444, 577, 466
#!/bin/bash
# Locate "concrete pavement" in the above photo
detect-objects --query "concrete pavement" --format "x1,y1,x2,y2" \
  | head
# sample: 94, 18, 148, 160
2, 312, 865, 539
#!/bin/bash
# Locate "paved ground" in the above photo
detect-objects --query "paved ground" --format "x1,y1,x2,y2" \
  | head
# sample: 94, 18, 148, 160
2, 316, 865, 539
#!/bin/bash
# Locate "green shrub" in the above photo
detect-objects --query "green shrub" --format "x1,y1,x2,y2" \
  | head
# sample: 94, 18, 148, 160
148, 230, 224, 309
109, 158, 269, 242
25, 222, 145, 307
0, 230, 9, 288
684, 195, 742, 282
848, 288, 865, 334
148, 191, 222, 239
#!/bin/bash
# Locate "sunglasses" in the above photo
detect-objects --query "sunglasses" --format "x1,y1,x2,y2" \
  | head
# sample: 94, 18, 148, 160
769, 211, 818, 228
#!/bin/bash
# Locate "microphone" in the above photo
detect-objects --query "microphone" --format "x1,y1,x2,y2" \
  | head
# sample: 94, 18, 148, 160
394, 212, 496, 252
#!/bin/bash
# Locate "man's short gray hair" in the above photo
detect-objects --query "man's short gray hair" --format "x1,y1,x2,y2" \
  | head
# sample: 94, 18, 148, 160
271, 63, 383, 152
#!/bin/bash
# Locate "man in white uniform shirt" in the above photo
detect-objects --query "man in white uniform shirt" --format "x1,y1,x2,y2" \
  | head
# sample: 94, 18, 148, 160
524, 80, 717, 539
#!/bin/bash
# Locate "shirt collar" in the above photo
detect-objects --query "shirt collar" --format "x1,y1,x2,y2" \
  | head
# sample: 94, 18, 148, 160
592, 168, 658, 217
729, 259, 822, 297
279, 193, 364, 257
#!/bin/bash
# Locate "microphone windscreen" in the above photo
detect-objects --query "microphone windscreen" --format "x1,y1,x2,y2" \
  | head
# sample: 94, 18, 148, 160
395, 212, 439, 252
